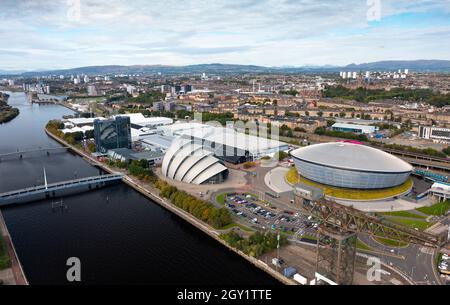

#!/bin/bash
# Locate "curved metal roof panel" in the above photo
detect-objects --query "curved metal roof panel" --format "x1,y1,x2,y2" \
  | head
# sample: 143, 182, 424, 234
192, 162, 228, 185
290, 142, 413, 173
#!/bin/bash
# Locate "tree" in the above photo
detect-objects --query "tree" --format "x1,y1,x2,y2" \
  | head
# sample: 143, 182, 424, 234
274, 151, 289, 161
317, 111, 323, 117
443, 147, 450, 155
87, 142, 96, 152
85, 129, 94, 139
138, 159, 149, 169
243, 161, 256, 169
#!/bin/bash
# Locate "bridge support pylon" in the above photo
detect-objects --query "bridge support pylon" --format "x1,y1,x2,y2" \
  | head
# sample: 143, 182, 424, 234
316, 226, 357, 285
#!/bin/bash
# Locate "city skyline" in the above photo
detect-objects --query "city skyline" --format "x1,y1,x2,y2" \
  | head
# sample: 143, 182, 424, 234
1, 0, 450, 70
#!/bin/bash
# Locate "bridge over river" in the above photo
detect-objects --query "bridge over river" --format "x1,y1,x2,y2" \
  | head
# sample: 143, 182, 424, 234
0, 174, 123, 206
0, 147, 69, 161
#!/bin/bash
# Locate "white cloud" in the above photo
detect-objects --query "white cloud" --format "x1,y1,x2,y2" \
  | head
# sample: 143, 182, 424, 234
0, 0, 449, 69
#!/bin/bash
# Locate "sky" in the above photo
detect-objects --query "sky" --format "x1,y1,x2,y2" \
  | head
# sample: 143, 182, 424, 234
1, 0, 450, 71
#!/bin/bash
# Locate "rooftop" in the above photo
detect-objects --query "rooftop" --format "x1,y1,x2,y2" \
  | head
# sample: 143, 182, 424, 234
108, 148, 164, 160
291, 142, 413, 173
67, 117, 105, 125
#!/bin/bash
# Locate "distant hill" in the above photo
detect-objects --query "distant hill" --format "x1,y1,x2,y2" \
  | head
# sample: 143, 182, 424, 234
6, 60, 450, 76
344, 60, 450, 72
0, 69, 27, 76
19, 64, 310, 76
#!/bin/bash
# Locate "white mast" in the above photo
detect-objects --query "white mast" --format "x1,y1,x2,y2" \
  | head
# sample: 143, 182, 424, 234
43, 167, 48, 189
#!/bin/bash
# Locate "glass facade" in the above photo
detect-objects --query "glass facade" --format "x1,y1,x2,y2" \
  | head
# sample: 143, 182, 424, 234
293, 157, 411, 189
94, 117, 132, 153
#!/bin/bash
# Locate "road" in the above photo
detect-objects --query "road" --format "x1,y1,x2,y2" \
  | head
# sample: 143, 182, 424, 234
358, 234, 441, 285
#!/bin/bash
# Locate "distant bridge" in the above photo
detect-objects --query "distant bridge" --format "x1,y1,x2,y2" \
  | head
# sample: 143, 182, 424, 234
379, 147, 450, 164
0, 147, 69, 161
0, 174, 123, 206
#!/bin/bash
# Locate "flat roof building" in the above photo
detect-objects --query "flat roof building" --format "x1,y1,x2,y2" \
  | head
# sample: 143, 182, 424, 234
331, 122, 377, 134
107, 148, 164, 166
67, 117, 106, 127
157, 122, 288, 163
112, 113, 173, 128
419, 125, 450, 143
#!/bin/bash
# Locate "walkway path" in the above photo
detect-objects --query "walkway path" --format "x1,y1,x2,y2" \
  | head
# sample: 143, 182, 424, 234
0, 210, 28, 285
334, 197, 428, 212
264, 167, 293, 194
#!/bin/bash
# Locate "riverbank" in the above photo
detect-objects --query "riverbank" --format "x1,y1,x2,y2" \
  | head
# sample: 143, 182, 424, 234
44, 127, 296, 285
0, 210, 28, 285
0, 93, 19, 124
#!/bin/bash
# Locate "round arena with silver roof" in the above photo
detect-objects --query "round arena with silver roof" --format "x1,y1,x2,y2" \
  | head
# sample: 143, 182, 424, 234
290, 142, 413, 189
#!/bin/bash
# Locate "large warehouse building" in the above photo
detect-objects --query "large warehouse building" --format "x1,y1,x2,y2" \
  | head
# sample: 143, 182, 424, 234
290, 142, 413, 189
157, 122, 288, 164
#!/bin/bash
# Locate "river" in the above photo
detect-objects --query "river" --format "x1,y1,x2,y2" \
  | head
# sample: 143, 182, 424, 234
0, 92, 279, 285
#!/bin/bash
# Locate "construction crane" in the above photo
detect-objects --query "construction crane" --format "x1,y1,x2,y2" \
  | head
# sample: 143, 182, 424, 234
293, 185, 448, 285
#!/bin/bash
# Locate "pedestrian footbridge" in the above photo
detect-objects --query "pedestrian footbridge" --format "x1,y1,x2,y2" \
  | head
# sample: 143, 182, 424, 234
0, 174, 123, 206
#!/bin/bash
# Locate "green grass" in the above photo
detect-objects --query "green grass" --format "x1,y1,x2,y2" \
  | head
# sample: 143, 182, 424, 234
381, 211, 426, 219
374, 237, 409, 248
0, 235, 11, 271
356, 239, 373, 251
436, 253, 443, 269
416, 200, 450, 216
300, 233, 318, 241
386, 217, 432, 231
216, 193, 227, 206
220, 222, 254, 233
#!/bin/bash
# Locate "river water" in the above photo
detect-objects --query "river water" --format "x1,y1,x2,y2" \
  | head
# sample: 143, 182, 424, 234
0, 92, 278, 285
